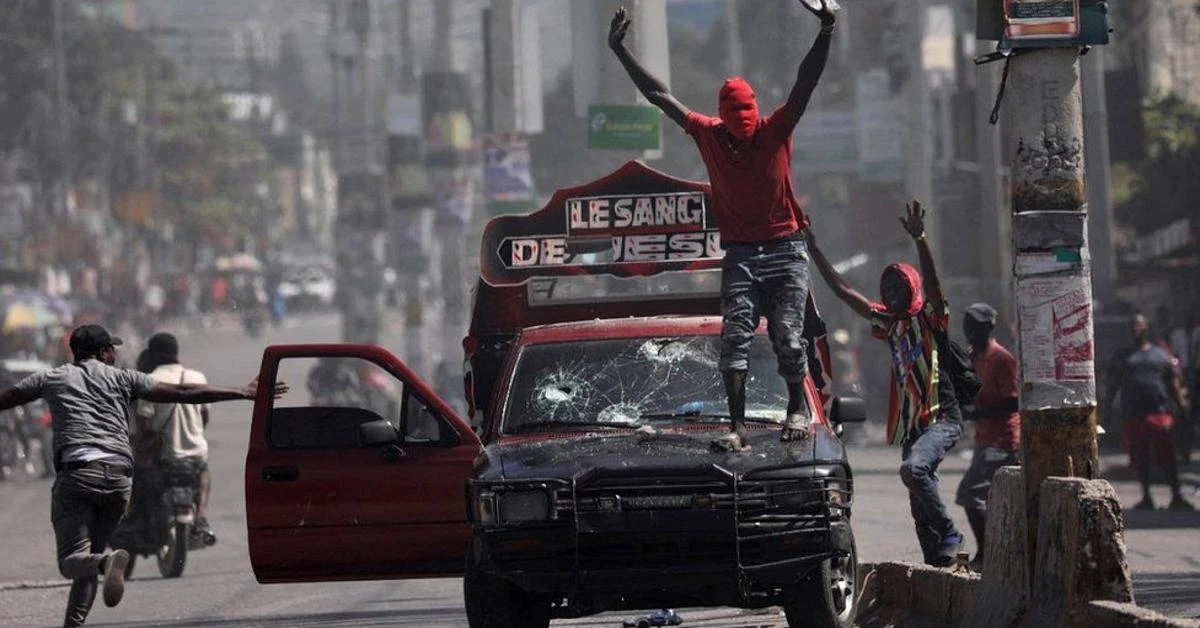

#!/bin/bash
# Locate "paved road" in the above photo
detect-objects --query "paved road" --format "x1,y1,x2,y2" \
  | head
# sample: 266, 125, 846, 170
0, 313, 1196, 627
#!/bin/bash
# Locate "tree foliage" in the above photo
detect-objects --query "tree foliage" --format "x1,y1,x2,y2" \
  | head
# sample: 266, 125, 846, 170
1117, 94, 1200, 231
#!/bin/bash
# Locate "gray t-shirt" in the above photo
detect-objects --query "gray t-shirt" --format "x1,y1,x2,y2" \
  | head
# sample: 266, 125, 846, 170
16, 359, 156, 465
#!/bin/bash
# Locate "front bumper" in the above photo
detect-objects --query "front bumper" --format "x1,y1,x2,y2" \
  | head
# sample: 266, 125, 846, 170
469, 468, 853, 596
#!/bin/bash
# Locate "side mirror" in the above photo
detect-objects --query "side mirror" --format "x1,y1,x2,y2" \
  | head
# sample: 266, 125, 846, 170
830, 397, 867, 424
358, 418, 399, 447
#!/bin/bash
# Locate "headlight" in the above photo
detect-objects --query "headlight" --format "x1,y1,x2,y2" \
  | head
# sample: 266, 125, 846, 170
769, 482, 818, 509
475, 489, 497, 526
497, 490, 551, 524
827, 477, 850, 507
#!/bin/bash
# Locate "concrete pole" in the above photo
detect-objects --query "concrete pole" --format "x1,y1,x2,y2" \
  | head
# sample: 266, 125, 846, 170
1007, 47, 1099, 589
52, 0, 70, 215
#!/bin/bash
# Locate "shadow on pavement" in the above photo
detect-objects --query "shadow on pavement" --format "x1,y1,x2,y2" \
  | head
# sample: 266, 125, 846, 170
95, 608, 466, 627
1134, 572, 1200, 619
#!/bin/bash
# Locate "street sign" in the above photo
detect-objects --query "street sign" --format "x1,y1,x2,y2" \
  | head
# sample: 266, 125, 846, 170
587, 104, 662, 151
979, 0, 1109, 47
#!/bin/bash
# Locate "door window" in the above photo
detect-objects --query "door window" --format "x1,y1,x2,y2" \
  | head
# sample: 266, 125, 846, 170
269, 356, 404, 449
402, 393, 457, 445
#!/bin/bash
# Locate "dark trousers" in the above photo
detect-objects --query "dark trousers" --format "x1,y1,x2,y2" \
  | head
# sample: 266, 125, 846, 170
51, 465, 131, 627
899, 420, 963, 562
719, 236, 810, 381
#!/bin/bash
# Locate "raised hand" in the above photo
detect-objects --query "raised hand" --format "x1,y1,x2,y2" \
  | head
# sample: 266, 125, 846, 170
798, 0, 838, 26
899, 201, 926, 240
608, 6, 632, 50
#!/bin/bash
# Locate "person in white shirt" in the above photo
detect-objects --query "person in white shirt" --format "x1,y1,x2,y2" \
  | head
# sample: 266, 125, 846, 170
135, 333, 216, 539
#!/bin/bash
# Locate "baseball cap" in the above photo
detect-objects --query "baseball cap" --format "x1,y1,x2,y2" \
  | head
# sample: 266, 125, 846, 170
69, 324, 124, 357
964, 302, 998, 325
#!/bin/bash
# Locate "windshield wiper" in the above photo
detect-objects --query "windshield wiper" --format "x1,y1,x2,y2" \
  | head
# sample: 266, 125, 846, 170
506, 420, 639, 434
640, 410, 782, 424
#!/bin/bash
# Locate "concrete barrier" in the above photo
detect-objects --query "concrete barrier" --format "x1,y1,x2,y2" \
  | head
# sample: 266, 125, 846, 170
856, 470, 1185, 628
1023, 477, 1134, 628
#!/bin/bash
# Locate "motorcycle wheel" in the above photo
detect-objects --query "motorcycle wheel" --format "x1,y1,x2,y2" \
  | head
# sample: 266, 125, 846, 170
158, 522, 189, 578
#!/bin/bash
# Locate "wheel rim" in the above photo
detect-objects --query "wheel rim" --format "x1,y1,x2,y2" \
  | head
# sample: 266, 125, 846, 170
828, 554, 856, 621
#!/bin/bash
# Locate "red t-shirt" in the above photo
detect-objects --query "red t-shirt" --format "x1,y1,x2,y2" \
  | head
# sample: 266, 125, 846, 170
685, 107, 808, 244
970, 339, 1021, 451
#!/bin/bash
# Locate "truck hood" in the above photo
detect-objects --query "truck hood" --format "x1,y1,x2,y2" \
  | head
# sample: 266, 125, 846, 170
476, 423, 848, 482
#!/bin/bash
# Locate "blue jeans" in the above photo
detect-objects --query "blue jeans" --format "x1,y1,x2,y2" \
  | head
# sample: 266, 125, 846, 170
719, 236, 810, 382
900, 420, 963, 563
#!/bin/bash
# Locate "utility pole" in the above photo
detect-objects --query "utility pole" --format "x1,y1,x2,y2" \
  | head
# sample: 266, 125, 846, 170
1007, 47, 1099, 585
52, 0, 70, 215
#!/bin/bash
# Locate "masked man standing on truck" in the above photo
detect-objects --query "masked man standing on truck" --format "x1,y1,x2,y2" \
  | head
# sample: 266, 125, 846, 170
608, 0, 836, 452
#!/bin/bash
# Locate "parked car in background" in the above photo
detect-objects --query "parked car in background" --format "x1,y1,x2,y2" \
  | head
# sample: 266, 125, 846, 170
278, 267, 336, 310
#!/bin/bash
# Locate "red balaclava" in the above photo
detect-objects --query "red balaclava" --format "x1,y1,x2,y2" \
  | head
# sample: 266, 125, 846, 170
719, 77, 759, 140
879, 263, 925, 318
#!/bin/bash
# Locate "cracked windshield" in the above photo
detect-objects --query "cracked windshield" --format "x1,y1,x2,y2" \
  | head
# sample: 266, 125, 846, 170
505, 335, 790, 432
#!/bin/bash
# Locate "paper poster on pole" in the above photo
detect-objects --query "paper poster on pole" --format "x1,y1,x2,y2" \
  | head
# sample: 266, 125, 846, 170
1017, 275, 1095, 382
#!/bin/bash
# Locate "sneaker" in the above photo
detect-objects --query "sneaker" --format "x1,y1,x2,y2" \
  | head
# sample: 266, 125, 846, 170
1168, 496, 1195, 511
1132, 497, 1156, 511
929, 533, 964, 568
102, 549, 129, 607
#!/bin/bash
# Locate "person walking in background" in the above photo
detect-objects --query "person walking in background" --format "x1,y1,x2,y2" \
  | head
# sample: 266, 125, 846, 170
1108, 314, 1194, 511
807, 201, 965, 567
953, 302, 1020, 571
608, 0, 837, 451
0, 325, 285, 627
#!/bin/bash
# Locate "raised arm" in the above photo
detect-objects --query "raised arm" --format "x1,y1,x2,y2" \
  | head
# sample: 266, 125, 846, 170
806, 229, 874, 320
784, 0, 836, 121
608, 7, 690, 128
140, 378, 288, 405
899, 201, 945, 311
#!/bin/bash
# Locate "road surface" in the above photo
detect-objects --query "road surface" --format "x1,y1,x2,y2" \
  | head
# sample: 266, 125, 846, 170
0, 313, 1196, 627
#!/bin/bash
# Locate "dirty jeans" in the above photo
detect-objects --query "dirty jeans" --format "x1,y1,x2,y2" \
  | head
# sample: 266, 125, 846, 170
899, 420, 963, 563
51, 464, 132, 627
719, 235, 810, 382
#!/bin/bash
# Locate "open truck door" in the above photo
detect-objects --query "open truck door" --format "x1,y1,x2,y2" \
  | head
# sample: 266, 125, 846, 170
245, 344, 482, 583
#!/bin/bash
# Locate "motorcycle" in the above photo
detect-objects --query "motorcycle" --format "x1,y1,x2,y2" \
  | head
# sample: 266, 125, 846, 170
110, 462, 216, 578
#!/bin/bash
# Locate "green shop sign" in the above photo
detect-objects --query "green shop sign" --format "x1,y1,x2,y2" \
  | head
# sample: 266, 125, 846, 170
587, 104, 661, 151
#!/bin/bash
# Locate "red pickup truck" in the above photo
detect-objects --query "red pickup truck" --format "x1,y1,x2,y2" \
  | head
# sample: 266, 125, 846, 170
244, 162, 865, 628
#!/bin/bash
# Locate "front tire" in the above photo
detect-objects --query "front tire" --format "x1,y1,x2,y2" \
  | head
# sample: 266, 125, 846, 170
782, 532, 858, 628
157, 522, 188, 578
463, 550, 550, 628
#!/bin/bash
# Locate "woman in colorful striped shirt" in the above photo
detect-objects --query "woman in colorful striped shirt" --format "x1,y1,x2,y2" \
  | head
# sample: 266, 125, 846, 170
807, 201, 965, 567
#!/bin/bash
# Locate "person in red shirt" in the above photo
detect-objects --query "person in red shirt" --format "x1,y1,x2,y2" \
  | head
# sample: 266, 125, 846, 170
953, 302, 1020, 571
608, 1, 836, 452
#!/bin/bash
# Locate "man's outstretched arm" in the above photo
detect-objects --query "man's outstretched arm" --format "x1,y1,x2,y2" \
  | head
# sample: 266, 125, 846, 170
608, 6, 689, 128
806, 230, 874, 320
141, 379, 288, 405
0, 387, 37, 413
783, 0, 837, 121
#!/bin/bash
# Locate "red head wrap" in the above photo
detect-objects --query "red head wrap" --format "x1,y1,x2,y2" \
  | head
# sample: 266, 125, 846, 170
718, 77, 759, 140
